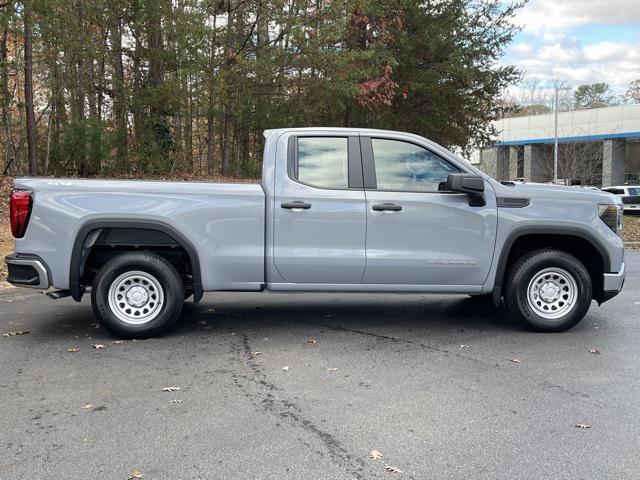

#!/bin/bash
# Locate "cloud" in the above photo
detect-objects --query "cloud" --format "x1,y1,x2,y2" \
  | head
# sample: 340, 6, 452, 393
502, 0, 640, 91
505, 39, 640, 89
509, 42, 534, 56
514, 0, 640, 39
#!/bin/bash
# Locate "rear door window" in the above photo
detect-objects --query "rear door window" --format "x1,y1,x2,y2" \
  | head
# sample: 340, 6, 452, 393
294, 137, 349, 189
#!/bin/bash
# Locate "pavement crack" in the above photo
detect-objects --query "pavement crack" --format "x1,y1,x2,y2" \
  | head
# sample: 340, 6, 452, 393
231, 333, 369, 479
318, 323, 501, 367
318, 323, 606, 409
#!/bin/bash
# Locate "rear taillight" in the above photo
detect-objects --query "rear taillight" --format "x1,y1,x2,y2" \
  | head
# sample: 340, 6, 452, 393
10, 190, 33, 238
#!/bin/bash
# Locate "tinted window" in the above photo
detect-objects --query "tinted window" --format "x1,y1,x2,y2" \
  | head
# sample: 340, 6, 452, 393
296, 137, 349, 189
628, 187, 640, 196
371, 138, 459, 192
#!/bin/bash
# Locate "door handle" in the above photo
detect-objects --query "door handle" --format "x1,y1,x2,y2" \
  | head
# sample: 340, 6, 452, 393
372, 203, 402, 212
281, 201, 312, 210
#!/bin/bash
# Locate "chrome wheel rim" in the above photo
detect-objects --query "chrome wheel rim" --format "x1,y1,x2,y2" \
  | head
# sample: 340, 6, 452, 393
108, 270, 164, 325
527, 267, 578, 320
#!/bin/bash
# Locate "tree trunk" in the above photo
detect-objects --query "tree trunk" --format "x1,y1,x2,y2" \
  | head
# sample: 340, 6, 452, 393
109, 8, 128, 171
86, 58, 97, 119
206, 9, 217, 175
1, 21, 16, 174
222, 114, 231, 175
184, 76, 193, 173
221, 2, 234, 175
206, 76, 216, 174
147, 1, 167, 152
23, 0, 37, 176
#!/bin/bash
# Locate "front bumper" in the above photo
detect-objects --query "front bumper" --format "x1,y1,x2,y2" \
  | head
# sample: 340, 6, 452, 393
4, 253, 50, 289
602, 261, 625, 302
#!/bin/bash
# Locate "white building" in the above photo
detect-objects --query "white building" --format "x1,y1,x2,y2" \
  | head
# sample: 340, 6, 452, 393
478, 104, 640, 187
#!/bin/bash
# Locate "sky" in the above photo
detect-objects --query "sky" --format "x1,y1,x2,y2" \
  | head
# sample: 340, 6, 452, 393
502, 0, 640, 94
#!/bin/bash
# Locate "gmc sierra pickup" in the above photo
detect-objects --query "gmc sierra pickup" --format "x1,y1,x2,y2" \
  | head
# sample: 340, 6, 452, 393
6, 128, 626, 337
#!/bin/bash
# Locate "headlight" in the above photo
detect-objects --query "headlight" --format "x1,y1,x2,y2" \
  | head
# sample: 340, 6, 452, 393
598, 204, 623, 235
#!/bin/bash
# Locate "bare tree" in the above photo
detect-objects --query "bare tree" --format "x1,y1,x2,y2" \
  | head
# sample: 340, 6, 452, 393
500, 78, 573, 118
625, 79, 640, 104
538, 140, 624, 187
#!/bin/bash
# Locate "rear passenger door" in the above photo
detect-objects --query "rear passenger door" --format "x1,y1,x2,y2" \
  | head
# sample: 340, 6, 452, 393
360, 135, 497, 287
273, 133, 367, 284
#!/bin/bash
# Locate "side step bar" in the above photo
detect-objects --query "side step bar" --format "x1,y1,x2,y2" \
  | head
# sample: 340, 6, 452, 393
46, 290, 71, 300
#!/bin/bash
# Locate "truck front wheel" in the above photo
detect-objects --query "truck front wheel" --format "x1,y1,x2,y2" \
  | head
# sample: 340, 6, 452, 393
505, 249, 592, 332
91, 252, 184, 338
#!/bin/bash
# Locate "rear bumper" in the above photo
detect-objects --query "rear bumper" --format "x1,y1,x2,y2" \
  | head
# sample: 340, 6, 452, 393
601, 261, 625, 302
4, 253, 50, 289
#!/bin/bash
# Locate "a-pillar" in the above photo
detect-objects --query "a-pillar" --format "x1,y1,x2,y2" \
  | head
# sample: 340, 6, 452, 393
523, 144, 547, 182
602, 138, 625, 187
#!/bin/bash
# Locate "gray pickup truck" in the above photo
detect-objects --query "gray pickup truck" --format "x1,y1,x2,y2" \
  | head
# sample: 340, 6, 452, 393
6, 128, 626, 337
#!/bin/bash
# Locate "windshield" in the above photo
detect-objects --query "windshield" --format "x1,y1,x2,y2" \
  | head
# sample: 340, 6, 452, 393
628, 187, 640, 196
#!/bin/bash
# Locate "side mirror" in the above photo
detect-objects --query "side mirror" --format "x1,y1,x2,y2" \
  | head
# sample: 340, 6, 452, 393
446, 174, 485, 206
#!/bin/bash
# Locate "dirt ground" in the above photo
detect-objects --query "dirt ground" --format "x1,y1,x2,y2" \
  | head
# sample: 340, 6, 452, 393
0, 177, 12, 285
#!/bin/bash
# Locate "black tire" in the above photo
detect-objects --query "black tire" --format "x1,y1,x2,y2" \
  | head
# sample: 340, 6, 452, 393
505, 249, 592, 332
91, 252, 184, 338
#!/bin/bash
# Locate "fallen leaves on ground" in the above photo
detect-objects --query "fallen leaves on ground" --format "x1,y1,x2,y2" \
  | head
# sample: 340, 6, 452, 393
81, 403, 96, 409
305, 339, 317, 345
589, 349, 601, 354
622, 215, 640, 243
327, 367, 338, 372
282, 366, 290, 372
170, 399, 182, 404
250, 351, 262, 358
2, 331, 29, 337
369, 450, 383, 460
112, 340, 126, 344
510, 358, 521, 363
459, 344, 470, 349
68, 347, 80, 353
162, 387, 181, 392
385, 465, 403, 473
93, 344, 106, 349
575, 423, 592, 429
127, 470, 144, 479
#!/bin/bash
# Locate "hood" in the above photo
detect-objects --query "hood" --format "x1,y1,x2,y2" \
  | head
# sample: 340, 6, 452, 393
491, 181, 622, 205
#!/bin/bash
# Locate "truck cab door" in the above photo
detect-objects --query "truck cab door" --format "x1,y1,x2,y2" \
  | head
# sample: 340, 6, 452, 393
360, 135, 497, 288
271, 132, 366, 284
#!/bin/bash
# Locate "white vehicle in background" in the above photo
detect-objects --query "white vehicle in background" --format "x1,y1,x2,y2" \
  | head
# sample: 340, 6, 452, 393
602, 186, 640, 215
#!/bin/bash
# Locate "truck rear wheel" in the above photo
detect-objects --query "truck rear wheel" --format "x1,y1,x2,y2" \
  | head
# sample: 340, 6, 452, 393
505, 249, 592, 332
91, 252, 184, 338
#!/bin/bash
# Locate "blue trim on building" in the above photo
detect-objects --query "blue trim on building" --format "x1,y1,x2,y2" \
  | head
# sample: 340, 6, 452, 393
496, 131, 640, 146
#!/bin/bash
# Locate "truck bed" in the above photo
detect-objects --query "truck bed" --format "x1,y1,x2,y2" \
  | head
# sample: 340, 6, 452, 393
12, 178, 266, 291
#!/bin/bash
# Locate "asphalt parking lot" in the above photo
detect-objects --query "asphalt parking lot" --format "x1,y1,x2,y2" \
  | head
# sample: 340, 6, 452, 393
1, 252, 639, 480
